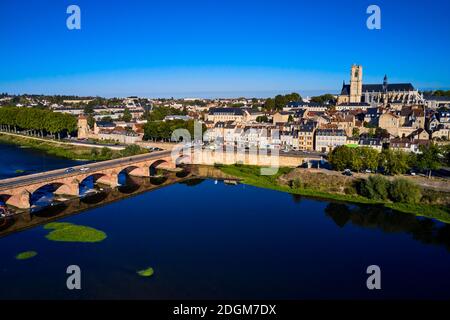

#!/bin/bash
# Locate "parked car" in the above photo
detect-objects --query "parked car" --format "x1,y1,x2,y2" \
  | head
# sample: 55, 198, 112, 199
365, 169, 372, 174
343, 169, 353, 176
79, 167, 90, 172
65, 168, 76, 173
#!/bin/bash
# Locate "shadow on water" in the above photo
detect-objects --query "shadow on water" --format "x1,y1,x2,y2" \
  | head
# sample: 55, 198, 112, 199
323, 202, 450, 252
176, 165, 191, 178
178, 178, 205, 187
117, 174, 141, 194
150, 176, 168, 185
0, 216, 15, 232
32, 202, 68, 218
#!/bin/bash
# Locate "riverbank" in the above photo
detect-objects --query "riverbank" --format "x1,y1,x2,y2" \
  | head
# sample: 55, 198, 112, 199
217, 164, 450, 223
0, 133, 147, 161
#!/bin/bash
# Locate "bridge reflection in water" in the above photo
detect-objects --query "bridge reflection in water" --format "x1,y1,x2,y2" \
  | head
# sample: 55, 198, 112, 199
0, 168, 193, 238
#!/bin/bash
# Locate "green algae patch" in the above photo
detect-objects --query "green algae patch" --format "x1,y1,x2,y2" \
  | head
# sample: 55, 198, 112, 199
44, 222, 107, 243
16, 251, 37, 260
137, 267, 154, 277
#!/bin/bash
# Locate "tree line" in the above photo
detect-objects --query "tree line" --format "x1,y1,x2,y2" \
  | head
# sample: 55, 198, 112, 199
143, 120, 206, 142
422, 90, 450, 97
328, 144, 449, 177
142, 106, 188, 122
264, 93, 302, 111
0, 107, 77, 139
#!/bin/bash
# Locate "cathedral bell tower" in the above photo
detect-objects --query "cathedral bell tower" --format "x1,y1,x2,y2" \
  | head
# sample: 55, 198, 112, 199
349, 64, 363, 103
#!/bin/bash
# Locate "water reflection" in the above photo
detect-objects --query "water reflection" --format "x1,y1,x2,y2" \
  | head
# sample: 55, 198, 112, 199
325, 202, 450, 252
0, 215, 15, 232
32, 202, 68, 218
80, 190, 109, 205
179, 178, 205, 187
0, 172, 187, 238
150, 176, 168, 185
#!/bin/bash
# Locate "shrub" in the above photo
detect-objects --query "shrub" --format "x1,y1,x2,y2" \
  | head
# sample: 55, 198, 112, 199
389, 178, 421, 204
344, 185, 357, 195
359, 175, 390, 200
291, 178, 303, 189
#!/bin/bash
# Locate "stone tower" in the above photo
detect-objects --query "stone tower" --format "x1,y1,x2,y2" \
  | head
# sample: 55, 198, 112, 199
349, 64, 363, 103
77, 115, 89, 139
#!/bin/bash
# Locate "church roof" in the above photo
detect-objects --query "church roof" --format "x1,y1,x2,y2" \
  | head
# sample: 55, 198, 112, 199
362, 83, 415, 92
341, 83, 415, 95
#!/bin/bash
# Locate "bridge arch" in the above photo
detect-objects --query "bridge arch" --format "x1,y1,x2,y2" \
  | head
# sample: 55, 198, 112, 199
0, 194, 12, 205
175, 155, 191, 166
175, 155, 192, 178
29, 182, 76, 208
115, 166, 143, 193
149, 159, 169, 176
79, 172, 117, 195
118, 166, 140, 176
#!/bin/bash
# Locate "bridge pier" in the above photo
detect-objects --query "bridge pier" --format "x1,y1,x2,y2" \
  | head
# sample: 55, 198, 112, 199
54, 183, 79, 197
128, 167, 151, 177
7, 191, 31, 209
96, 175, 119, 188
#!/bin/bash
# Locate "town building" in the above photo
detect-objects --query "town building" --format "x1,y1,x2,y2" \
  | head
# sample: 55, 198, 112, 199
378, 105, 425, 137
389, 138, 429, 153
424, 95, 450, 110
314, 129, 347, 153
337, 65, 423, 106
298, 122, 316, 151
272, 111, 295, 124
206, 107, 261, 124
358, 137, 383, 151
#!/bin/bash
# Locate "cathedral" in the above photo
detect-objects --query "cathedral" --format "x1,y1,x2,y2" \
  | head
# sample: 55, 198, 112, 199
337, 65, 423, 106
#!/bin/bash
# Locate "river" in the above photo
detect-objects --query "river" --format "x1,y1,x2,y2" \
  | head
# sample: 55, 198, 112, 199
0, 143, 450, 299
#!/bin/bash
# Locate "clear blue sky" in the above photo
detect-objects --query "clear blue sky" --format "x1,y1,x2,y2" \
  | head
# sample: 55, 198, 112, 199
1, 0, 449, 98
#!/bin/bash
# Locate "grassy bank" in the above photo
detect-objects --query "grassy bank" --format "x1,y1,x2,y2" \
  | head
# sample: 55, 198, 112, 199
218, 164, 450, 223
0, 133, 146, 161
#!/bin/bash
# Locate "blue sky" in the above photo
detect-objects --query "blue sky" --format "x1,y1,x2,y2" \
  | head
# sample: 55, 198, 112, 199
1, 0, 449, 98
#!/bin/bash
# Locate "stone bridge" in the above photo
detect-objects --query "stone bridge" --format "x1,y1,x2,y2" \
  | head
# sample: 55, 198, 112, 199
0, 150, 191, 209
0, 147, 318, 210
0, 173, 187, 237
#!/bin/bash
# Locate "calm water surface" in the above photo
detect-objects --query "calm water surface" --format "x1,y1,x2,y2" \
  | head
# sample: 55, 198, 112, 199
0, 143, 86, 180
1, 143, 450, 299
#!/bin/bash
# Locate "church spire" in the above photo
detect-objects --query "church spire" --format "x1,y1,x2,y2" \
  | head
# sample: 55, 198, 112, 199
383, 74, 388, 92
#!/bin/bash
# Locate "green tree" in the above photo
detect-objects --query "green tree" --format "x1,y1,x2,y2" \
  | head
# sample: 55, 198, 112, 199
84, 105, 94, 115
122, 108, 132, 122
389, 178, 422, 203
264, 98, 275, 111
374, 127, 390, 139
416, 144, 442, 178
256, 115, 269, 123
443, 144, 450, 166
310, 94, 335, 104
328, 146, 354, 171
360, 175, 390, 200
378, 149, 410, 175
357, 147, 379, 172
